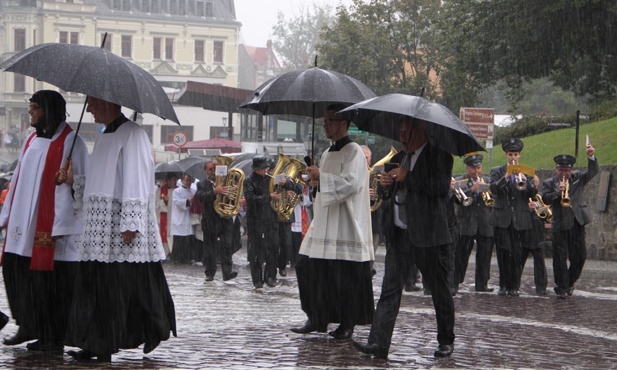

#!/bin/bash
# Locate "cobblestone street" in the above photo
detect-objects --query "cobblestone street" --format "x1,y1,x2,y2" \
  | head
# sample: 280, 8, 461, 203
0, 241, 615, 369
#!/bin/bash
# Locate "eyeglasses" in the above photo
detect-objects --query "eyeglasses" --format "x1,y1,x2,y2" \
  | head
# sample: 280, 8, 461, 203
322, 118, 340, 126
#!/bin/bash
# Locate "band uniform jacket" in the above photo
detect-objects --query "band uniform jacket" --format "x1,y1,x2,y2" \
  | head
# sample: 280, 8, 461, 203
379, 144, 453, 248
195, 179, 230, 236
243, 172, 276, 233
489, 164, 537, 231
541, 157, 599, 232
454, 174, 494, 238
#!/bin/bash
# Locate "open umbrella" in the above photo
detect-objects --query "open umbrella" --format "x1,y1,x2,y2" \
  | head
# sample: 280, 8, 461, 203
0, 42, 179, 124
176, 156, 208, 182
238, 67, 376, 159
337, 93, 485, 156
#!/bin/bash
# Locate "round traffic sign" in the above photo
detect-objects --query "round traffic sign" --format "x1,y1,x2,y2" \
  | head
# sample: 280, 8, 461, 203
173, 132, 188, 147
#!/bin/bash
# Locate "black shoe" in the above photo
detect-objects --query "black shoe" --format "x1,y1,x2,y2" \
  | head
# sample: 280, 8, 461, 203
0, 312, 8, 331
205, 275, 214, 282
328, 325, 354, 340
67, 349, 111, 362
536, 288, 547, 295
497, 288, 507, 296
143, 340, 160, 354
254, 281, 263, 289
405, 284, 421, 292
508, 290, 520, 297
290, 320, 327, 334
266, 278, 277, 287
475, 287, 494, 292
371, 269, 377, 277
434, 344, 454, 358
26, 340, 63, 352
223, 272, 238, 281
556, 292, 566, 299
353, 341, 388, 359
567, 287, 574, 296
3, 329, 33, 346
279, 268, 287, 277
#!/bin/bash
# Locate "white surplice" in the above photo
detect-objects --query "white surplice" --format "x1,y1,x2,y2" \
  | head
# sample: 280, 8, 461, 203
78, 120, 165, 263
171, 186, 195, 236
299, 142, 374, 262
0, 122, 88, 262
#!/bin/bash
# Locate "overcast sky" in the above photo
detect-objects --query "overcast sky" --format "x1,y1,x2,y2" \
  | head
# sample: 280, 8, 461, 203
234, 0, 355, 47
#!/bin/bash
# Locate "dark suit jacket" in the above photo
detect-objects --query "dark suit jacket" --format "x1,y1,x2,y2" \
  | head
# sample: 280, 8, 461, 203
380, 144, 453, 248
454, 174, 494, 237
542, 157, 599, 231
489, 164, 537, 230
195, 178, 231, 236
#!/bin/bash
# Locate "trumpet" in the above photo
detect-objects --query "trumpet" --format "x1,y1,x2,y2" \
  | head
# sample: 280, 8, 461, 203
530, 194, 552, 223
477, 175, 494, 206
453, 177, 473, 206
560, 176, 571, 207
507, 160, 535, 191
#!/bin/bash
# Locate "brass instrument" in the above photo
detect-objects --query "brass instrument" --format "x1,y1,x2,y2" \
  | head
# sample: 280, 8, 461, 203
453, 177, 473, 206
530, 194, 552, 223
477, 175, 494, 206
213, 155, 245, 219
369, 147, 398, 212
269, 153, 307, 221
507, 161, 535, 191
561, 176, 571, 207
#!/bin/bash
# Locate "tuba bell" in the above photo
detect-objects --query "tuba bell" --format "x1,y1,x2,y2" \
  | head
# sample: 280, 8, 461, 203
269, 153, 307, 221
213, 155, 245, 219
369, 147, 398, 212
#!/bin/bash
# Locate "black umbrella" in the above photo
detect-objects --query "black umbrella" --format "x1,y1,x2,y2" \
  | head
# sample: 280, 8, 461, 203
231, 158, 254, 178
0, 42, 179, 124
176, 156, 208, 182
238, 67, 376, 159
337, 93, 485, 156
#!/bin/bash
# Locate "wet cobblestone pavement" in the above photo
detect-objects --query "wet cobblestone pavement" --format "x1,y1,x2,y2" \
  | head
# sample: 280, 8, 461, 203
0, 243, 616, 369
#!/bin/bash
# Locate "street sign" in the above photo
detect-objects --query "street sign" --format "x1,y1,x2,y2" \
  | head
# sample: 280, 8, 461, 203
173, 132, 188, 147
348, 127, 368, 136
460, 107, 495, 140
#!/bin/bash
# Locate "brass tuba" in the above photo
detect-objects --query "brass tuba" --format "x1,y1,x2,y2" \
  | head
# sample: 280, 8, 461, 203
213, 155, 245, 219
369, 147, 398, 212
560, 176, 571, 207
268, 153, 307, 221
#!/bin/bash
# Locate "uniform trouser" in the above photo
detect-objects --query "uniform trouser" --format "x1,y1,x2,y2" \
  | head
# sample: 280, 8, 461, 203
521, 246, 547, 291
203, 219, 234, 279
248, 224, 279, 284
290, 231, 302, 267
552, 223, 586, 294
455, 234, 494, 289
277, 222, 292, 270
494, 225, 526, 291
368, 227, 455, 350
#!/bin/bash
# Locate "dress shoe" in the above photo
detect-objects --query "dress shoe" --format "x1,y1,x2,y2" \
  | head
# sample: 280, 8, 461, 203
434, 344, 454, 358
556, 292, 566, 299
67, 349, 111, 362
405, 284, 421, 292
279, 268, 287, 277
0, 312, 8, 331
371, 269, 377, 277
143, 340, 160, 354
536, 288, 547, 295
423, 289, 431, 296
328, 325, 354, 339
26, 340, 63, 352
497, 288, 507, 296
353, 341, 388, 359
3, 329, 33, 346
475, 286, 494, 292
290, 320, 327, 334
205, 275, 214, 282
223, 272, 238, 281
567, 287, 574, 296
254, 282, 263, 289
266, 278, 277, 287
508, 290, 520, 297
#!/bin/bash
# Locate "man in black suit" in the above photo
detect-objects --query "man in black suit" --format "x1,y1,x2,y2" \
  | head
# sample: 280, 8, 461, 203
489, 138, 537, 297
354, 117, 455, 359
454, 153, 495, 292
195, 160, 237, 282
542, 146, 598, 298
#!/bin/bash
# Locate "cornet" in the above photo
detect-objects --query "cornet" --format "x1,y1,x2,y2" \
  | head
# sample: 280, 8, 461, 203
560, 176, 571, 207
452, 177, 473, 206
530, 194, 552, 223
477, 175, 494, 206
512, 160, 526, 191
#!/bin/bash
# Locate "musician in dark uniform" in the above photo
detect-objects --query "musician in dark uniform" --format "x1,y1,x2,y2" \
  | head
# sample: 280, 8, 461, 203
195, 160, 237, 282
453, 153, 495, 292
489, 138, 537, 297
542, 146, 598, 298
354, 117, 455, 359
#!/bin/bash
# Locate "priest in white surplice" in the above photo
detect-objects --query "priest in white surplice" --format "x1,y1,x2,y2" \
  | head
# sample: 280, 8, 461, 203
291, 104, 374, 340
65, 97, 176, 362
0, 90, 88, 351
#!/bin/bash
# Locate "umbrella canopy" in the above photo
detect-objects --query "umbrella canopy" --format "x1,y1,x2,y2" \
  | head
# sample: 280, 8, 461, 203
337, 93, 485, 156
164, 138, 241, 154
0, 43, 179, 124
231, 158, 254, 178
155, 156, 207, 181
239, 68, 376, 118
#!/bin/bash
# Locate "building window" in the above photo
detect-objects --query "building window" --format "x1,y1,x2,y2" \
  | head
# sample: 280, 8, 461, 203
205, 1, 213, 16
194, 40, 204, 62
213, 40, 223, 63
196, 0, 204, 16
60, 31, 79, 44
165, 38, 174, 60
153, 37, 161, 59
111, 0, 131, 11
101, 33, 112, 51
121, 35, 132, 58
142, 0, 158, 12
14, 29, 26, 51
14, 74, 25, 92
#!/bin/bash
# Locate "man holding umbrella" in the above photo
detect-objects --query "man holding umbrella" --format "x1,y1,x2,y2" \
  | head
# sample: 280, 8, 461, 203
353, 117, 455, 358
291, 104, 374, 340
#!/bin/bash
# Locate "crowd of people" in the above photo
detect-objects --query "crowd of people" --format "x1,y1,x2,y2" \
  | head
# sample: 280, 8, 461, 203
0, 90, 599, 362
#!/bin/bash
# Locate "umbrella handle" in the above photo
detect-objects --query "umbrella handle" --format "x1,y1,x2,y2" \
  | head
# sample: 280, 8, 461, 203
54, 158, 72, 185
